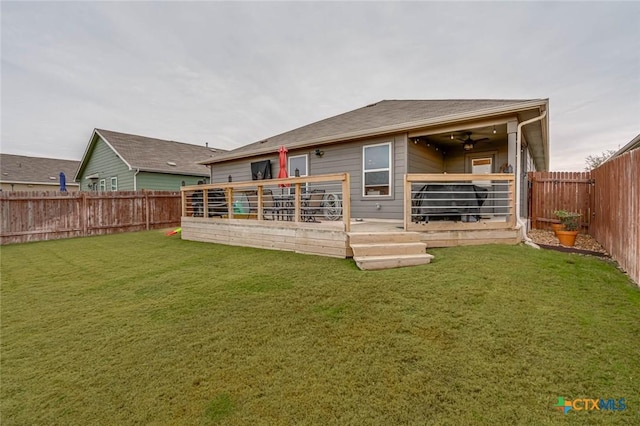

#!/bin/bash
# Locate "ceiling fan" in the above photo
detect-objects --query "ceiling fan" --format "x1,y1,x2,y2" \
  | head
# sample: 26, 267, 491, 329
455, 132, 490, 151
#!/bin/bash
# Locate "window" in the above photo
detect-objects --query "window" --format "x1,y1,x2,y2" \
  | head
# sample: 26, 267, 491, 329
99, 179, 106, 192
363, 142, 391, 196
288, 154, 308, 177
288, 154, 308, 194
110, 177, 118, 191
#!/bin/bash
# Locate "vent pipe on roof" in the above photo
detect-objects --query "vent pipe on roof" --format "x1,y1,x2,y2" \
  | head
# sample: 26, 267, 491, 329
205, 142, 209, 147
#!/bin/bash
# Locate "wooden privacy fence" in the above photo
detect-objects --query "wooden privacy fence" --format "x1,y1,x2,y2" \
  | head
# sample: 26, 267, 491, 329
590, 150, 639, 286
0, 191, 181, 245
528, 171, 593, 231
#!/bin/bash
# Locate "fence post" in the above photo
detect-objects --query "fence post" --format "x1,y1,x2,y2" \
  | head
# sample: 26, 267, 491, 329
82, 192, 88, 237
145, 191, 150, 230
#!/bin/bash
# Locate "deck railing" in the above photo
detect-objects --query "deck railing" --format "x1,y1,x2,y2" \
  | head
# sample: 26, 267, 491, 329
181, 173, 351, 231
404, 173, 516, 231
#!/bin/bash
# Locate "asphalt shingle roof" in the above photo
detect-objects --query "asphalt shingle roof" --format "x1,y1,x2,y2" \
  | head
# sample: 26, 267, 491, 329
0, 154, 80, 185
207, 99, 542, 163
95, 129, 224, 176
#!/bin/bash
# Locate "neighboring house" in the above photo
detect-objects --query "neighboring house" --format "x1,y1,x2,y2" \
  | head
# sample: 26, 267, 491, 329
610, 133, 640, 159
0, 153, 80, 192
200, 99, 549, 221
75, 129, 225, 191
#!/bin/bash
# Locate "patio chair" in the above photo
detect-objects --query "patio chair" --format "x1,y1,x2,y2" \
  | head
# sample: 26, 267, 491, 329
302, 189, 325, 222
262, 189, 277, 220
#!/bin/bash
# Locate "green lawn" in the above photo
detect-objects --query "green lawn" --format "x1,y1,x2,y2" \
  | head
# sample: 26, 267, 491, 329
1, 231, 639, 425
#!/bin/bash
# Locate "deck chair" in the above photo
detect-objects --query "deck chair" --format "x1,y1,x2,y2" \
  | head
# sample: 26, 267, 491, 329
262, 189, 277, 220
301, 190, 325, 222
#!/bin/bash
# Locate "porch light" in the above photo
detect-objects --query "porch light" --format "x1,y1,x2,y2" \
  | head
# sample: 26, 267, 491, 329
493, 125, 497, 134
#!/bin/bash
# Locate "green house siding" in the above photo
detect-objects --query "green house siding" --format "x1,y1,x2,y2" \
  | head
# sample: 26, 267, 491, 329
78, 135, 208, 191
77, 137, 133, 191
136, 172, 204, 191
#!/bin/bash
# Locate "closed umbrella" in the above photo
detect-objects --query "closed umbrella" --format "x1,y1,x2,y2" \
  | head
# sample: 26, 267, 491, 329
277, 145, 290, 187
59, 172, 67, 192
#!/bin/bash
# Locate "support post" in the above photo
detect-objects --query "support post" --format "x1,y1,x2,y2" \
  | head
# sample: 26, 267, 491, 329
404, 174, 412, 231
226, 188, 234, 219
257, 186, 263, 221
342, 173, 351, 232
181, 190, 186, 217
294, 183, 301, 223
203, 188, 208, 218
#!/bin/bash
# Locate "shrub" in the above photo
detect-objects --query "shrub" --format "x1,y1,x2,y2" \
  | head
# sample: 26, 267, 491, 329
553, 210, 581, 231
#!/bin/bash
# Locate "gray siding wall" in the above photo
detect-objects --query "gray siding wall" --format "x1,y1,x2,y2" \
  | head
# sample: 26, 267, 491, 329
407, 141, 445, 173
211, 155, 280, 183
209, 133, 408, 220
78, 137, 133, 191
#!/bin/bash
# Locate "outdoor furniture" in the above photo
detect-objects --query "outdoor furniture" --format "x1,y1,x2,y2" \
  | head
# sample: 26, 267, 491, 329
191, 188, 227, 217
273, 194, 294, 221
262, 189, 277, 220
412, 183, 488, 223
301, 190, 326, 222
321, 193, 342, 221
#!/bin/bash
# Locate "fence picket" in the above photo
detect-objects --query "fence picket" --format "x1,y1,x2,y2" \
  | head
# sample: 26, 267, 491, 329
528, 171, 592, 232
0, 191, 181, 245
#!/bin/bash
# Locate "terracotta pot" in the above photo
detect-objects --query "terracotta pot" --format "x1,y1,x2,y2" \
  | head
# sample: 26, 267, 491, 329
556, 230, 579, 247
550, 223, 565, 235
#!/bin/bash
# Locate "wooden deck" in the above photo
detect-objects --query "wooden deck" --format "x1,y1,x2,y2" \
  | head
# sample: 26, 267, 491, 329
181, 216, 521, 259
180, 172, 521, 264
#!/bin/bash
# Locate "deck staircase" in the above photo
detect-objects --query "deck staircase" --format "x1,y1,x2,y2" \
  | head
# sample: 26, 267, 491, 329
349, 231, 434, 270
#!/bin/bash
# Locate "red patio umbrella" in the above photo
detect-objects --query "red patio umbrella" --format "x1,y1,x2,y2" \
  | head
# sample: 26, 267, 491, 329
277, 145, 290, 187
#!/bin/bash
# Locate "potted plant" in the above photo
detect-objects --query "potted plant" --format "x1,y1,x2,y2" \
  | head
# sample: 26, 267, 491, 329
550, 222, 565, 235
553, 210, 581, 246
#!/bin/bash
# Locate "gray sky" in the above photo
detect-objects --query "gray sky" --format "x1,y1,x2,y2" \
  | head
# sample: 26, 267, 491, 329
2, 1, 639, 171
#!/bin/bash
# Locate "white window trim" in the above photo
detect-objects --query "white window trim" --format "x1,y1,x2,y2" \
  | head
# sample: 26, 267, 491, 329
288, 154, 308, 177
110, 177, 118, 191
99, 179, 106, 192
362, 142, 392, 197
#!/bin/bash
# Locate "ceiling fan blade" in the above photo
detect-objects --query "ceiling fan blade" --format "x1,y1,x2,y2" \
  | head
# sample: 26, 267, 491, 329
474, 138, 490, 143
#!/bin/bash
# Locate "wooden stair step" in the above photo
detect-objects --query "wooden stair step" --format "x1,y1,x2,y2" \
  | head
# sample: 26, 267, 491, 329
350, 242, 427, 257
353, 254, 434, 271
348, 231, 422, 244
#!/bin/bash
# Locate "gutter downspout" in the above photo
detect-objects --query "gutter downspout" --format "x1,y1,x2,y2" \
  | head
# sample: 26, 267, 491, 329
134, 168, 140, 191
516, 109, 547, 248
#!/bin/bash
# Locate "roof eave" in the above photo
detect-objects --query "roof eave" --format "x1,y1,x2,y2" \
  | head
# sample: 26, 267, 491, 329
0, 180, 80, 186
611, 133, 640, 159
201, 99, 549, 165
135, 167, 210, 177
74, 129, 134, 181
